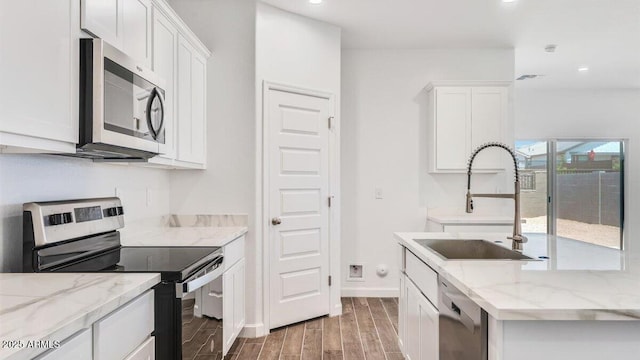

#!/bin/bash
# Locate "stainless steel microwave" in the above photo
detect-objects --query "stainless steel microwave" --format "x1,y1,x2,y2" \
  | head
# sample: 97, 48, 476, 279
77, 38, 166, 161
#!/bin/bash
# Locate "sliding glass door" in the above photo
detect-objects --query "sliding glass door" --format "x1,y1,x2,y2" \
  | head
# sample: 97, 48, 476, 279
515, 140, 624, 249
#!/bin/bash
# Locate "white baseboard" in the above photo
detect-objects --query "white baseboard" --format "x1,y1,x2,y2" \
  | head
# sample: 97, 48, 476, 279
341, 287, 400, 298
330, 301, 343, 317
240, 322, 267, 338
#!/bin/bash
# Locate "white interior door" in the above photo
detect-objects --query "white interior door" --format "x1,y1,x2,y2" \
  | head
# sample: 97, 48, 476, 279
268, 88, 331, 329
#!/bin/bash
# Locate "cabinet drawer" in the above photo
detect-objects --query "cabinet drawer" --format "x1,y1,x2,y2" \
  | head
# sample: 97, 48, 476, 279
124, 336, 155, 360
224, 235, 245, 270
34, 329, 91, 360
405, 249, 438, 307
93, 290, 154, 360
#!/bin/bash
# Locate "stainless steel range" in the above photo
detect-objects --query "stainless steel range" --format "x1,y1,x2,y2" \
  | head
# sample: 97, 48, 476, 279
22, 197, 224, 360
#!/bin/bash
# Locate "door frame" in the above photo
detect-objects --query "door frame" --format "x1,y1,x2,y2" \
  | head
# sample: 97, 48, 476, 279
259, 81, 342, 332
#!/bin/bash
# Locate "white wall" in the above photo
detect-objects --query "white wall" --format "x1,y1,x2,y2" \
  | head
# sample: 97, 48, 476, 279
515, 87, 640, 251
341, 49, 515, 296
256, 3, 342, 325
165, 0, 259, 332
0, 155, 170, 272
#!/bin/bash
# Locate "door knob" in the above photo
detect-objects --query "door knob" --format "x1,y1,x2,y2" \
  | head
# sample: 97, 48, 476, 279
271, 217, 282, 225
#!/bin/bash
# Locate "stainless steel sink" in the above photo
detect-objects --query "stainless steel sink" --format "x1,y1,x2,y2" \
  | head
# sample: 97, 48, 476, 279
414, 239, 536, 260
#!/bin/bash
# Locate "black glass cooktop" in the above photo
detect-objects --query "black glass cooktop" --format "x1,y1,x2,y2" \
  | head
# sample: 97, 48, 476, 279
115, 247, 220, 273
51, 246, 221, 281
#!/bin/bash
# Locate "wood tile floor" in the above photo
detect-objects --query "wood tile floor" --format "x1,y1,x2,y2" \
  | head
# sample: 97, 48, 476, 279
226, 297, 402, 360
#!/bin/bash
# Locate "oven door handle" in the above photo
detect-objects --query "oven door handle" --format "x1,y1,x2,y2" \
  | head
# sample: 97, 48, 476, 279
177, 257, 224, 297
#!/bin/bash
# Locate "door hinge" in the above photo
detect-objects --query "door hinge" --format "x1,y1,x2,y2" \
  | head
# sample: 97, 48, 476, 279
328, 276, 332, 286
328, 116, 334, 129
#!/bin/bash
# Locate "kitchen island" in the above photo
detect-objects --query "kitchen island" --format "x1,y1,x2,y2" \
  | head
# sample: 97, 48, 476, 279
0, 273, 160, 360
396, 232, 640, 360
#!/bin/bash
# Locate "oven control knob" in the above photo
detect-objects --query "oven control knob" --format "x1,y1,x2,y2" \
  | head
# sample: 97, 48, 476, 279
62, 212, 73, 224
104, 207, 118, 217
48, 214, 64, 226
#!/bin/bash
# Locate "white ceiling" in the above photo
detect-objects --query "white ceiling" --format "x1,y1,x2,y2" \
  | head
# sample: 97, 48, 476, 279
260, 0, 640, 88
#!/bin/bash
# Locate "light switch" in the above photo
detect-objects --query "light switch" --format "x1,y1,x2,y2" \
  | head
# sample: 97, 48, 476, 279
375, 187, 383, 199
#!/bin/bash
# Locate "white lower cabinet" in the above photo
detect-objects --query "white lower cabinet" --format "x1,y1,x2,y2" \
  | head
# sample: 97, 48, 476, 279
404, 277, 438, 360
398, 273, 406, 353
34, 329, 92, 360
93, 290, 155, 360
33, 290, 155, 360
124, 336, 155, 360
400, 246, 439, 360
223, 258, 246, 355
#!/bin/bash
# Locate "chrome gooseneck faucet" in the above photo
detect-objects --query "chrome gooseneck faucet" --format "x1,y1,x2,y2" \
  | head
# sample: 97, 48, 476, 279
465, 142, 528, 251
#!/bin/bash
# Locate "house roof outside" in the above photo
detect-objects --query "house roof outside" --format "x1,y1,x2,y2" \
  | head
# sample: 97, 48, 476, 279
516, 141, 621, 158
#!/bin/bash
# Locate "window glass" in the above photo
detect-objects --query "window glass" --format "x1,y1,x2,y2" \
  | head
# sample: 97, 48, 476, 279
515, 140, 624, 249
556, 141, 623, 249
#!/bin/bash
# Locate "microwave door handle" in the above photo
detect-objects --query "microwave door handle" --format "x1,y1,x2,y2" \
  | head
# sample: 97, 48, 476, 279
145, 87, 165, 139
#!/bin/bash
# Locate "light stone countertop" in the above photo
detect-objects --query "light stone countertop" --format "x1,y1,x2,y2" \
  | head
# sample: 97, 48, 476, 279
396, 232, 640, 321
120, 226, 248, 247
0, 273, 160, 360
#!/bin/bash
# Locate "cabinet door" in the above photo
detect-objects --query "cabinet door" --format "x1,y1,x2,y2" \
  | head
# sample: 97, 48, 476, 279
406, 279, 420, 360
122, 0, 152, 67
152, 8, 177, 159
471, 87, 507, 170
417, 287, 439, 360
123, 336, 155, 360
177, 35, 194, 163
434, 87, 471, 171
398, 273, 407, 354
190, 52, 207, 165
34, 329, 92, 360
406, 279, 438, 360
0, 0, 78, 152
177, 35, 207, 166
81, 0, 123, 48
223, 258, 246, 355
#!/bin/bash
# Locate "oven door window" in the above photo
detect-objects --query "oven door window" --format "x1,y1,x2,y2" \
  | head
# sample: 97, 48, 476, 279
103, 58, 164, 143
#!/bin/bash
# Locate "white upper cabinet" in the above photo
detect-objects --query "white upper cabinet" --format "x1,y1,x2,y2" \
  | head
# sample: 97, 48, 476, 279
150, 7, 178, 160
176, 34, 207, 167
0, 0, 78, 153
427, 81, 511, 173
2, 0, 210, 165
81, 0, 152, 66
122, 0, 152, 67
81, 0, 122, 48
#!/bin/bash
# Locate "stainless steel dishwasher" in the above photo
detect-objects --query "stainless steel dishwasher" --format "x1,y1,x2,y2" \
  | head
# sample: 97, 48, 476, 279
439, 276, 488, 360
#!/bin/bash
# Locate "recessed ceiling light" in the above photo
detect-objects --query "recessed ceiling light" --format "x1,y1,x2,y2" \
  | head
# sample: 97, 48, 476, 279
309, 0, 322, 4
578, 66, 589, 72
502, 0, 516, 3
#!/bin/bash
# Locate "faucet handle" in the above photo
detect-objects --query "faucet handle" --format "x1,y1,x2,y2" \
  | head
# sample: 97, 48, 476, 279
465, 192, 474, 213
508, 234, 528, 243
